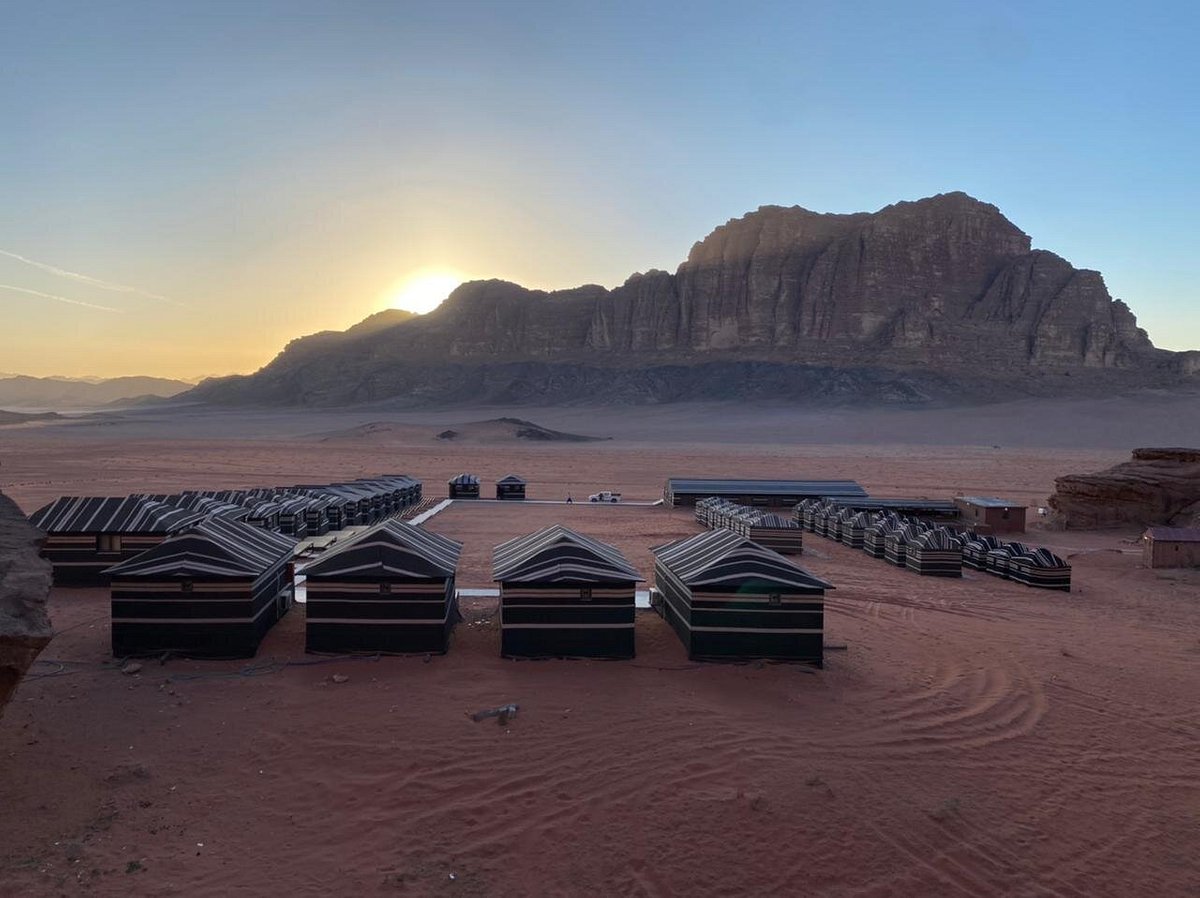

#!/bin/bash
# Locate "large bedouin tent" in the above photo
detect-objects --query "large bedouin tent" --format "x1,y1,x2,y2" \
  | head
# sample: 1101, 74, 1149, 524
302, 520, 463, 654
107, 518, 297, 658
30, 496, 207, 586
493, 525, 640, 659
651, 529, 833, 665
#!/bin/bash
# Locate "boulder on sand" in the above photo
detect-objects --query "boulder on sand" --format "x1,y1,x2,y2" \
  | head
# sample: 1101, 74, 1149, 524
1048, 448, 1200, 529
0, 491, 53, 718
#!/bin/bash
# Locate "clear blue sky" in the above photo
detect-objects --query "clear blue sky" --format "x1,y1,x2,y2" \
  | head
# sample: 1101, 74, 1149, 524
1, 0, 1197, 377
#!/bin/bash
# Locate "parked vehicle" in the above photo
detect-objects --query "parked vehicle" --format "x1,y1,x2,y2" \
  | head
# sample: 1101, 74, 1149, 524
588, 491, 622, 503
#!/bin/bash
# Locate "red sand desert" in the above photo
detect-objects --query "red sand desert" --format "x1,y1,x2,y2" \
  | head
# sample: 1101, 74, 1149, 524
1, 404, 1198, 897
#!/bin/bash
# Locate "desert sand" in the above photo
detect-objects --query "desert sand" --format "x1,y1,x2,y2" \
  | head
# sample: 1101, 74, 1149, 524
1, 401, 1198, 896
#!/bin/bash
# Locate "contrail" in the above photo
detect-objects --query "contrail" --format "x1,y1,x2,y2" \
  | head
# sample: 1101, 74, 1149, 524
0, 283, 123, 312
0, 248, 180, 305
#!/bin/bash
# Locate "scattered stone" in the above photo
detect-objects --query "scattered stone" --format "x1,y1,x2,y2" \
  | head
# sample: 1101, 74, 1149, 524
330, 674, 350, 684
121, 662, 143, 675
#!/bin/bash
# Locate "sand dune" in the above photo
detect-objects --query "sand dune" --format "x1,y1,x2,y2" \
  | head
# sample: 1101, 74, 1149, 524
0, 406, 1197, 896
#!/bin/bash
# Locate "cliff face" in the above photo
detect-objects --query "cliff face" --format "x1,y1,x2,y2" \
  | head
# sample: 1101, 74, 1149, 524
0, 491, 53, 719
1049, 448, 1200, 530
191, 192, 1186, 407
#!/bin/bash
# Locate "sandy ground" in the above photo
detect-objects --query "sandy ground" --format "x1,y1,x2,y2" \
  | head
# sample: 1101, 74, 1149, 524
1, 405, 1199, 896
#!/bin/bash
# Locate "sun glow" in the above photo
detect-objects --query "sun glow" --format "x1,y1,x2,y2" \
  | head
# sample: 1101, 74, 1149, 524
385, 270, 465, 314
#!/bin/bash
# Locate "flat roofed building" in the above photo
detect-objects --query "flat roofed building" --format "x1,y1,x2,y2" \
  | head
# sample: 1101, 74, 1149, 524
664, 478, 867, 507
1141, 527, 1200, 569
955, 496, 1028, 534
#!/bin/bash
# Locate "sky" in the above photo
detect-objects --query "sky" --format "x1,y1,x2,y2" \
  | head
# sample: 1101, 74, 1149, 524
1, 0, 1197, 379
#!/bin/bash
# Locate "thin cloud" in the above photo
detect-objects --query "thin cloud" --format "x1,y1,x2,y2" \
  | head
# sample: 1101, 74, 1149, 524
0, 283, 123, 313
0, 248, 181, 305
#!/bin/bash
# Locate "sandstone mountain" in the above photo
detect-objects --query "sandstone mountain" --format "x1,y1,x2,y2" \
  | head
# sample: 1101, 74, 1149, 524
190, 192, 1199, 407
0, 374, 193, 409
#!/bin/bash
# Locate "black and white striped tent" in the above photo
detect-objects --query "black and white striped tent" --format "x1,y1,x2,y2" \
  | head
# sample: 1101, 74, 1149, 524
493, 525, 640, 659
303, 521, 462, 654
863, 515, 902, 558
884, 523, 926, 568
840, 511, 871, 550
905, 528, 964, 577
107, 518, 297, 658
30, 496, 207, 586
496, 475, 527, 501
743, 513, 804, 555
448, 473, 481, 500
1008, 548, 1072, 591
962, 535, 1004, 570
652, 529, 832, 664
985, 542, 1031, 579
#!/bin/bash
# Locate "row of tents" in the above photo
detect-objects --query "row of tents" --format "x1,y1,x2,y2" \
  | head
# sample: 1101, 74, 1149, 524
29, 476, 423, 586
94, 515, 832, 666
694, 497, 804, 554
794, 499, 1071, 590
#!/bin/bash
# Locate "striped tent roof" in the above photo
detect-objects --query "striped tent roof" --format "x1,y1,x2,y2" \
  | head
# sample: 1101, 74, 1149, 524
304, 520, 462, 579
497, 474, 526, 485
991, 541, 1032, 557
30, 496, 206, 534
1012, 547, 1068, 568
749, 513, 799, 529
493, 525, 639, 583
449, 473, 480, 487
653, 529, 833, 590
912, 528, 960, 550
106, 518, 297, 578
143, 494, 252, 520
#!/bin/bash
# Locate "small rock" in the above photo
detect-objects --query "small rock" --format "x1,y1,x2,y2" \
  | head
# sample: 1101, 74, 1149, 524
331, 674, 350, 684
121, 662, 143, 675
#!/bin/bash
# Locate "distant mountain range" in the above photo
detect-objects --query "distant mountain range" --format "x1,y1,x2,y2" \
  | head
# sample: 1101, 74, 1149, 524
0, 375, 192, 409
187, 191, 1199, 406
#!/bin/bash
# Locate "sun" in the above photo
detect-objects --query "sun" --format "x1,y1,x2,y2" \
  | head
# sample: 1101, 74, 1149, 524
385, 270, 465, 314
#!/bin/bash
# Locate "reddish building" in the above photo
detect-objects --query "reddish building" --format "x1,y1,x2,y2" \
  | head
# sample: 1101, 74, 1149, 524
955, 496, 1027, 534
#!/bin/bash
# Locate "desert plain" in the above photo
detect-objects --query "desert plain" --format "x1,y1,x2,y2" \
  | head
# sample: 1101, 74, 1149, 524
1, 396, 1198, 897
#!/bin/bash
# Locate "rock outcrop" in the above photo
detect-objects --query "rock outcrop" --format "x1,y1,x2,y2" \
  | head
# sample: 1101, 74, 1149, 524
189, 192, 1193, 407
1048, 448, 1200, 530
0, 491, 53, 718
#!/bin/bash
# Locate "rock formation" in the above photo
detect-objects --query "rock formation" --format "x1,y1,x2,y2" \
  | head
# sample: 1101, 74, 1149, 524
190, 192, 1195, 407
0, 491, 53, 719
1048, 448, 1200, 529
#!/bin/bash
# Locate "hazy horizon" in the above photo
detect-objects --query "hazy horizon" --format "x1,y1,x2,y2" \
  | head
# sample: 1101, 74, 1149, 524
3, 1, 1198, 379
